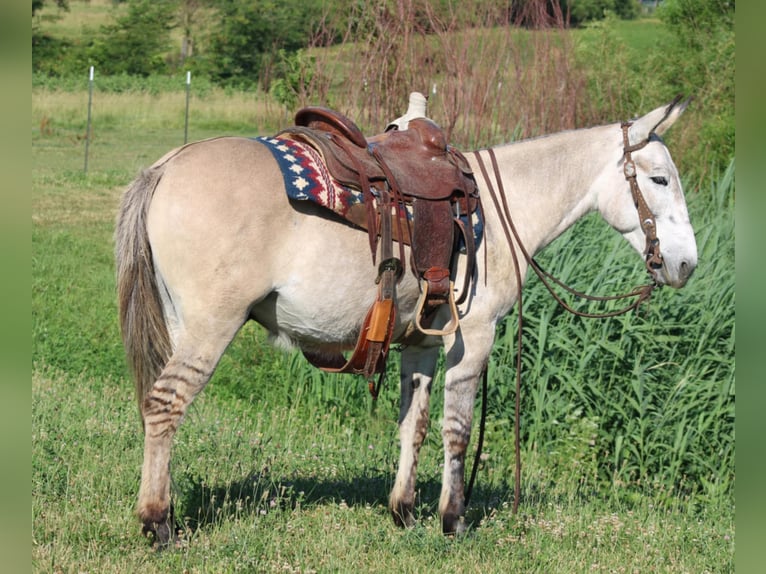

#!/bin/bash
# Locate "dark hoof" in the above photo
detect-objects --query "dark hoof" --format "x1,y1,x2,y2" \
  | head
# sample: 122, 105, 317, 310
142, 506, 183, 550
390, 502, 416, 528
441, 512, 466, 535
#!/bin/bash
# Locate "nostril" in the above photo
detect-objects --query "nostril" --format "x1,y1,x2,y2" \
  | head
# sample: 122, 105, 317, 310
680, 260, 695, 281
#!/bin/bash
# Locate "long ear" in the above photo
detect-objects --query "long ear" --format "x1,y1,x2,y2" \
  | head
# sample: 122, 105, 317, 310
628, 96, 691, 145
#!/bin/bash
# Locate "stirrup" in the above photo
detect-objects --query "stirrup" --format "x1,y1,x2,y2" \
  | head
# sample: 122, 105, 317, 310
414, 279, 460, 336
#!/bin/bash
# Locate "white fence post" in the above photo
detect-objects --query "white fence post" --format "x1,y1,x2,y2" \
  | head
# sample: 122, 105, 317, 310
84, 66, 94, 173
184, 71, 191, 144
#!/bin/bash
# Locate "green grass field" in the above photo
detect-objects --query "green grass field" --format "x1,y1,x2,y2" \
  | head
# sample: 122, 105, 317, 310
32, 7, 734, 571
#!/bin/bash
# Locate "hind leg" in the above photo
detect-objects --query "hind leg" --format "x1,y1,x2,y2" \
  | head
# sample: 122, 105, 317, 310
389, 346, 439, 527
137, 318, 243, 547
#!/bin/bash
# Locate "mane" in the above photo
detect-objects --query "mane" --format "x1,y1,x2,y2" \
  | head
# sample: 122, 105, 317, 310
475, 121, 618, 153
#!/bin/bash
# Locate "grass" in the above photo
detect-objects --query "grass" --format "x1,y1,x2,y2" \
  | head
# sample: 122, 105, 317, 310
32, 367, 734, 573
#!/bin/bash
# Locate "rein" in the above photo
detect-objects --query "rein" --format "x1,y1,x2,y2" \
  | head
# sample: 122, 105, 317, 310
465, 127, 661, 514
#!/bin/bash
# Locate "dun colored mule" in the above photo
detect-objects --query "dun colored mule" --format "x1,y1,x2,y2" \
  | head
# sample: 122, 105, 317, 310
115, 98, 696, 546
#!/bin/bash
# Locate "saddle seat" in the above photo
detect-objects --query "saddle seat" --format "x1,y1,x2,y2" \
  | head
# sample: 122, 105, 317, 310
293, 107, 475, 207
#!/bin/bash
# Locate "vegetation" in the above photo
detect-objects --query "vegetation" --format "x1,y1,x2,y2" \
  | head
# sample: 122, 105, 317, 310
32, 0, 734, 570
87, 0, 177, 76
31, 0, 734, 178
655, 0, 735, 177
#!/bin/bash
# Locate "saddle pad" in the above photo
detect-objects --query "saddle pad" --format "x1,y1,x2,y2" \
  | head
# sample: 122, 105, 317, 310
256, 135, 366, 220
256, 135, 483, 247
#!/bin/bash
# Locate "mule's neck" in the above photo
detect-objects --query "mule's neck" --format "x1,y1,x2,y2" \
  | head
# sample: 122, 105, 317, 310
473, 123, 619, 257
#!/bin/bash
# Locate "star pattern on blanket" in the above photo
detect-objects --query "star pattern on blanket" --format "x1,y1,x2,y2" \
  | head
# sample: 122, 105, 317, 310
256, 135, 364, 215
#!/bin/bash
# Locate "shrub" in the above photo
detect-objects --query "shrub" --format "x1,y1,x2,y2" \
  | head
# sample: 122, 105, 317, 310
87, 0, 177, 76
655, 0, 735, 176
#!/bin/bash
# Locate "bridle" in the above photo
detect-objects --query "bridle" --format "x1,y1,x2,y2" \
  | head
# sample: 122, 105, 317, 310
621, 121, 664, 281
465, 122, 666, 514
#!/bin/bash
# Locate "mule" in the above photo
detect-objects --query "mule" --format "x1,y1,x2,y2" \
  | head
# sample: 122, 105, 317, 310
115, 98, 696, 545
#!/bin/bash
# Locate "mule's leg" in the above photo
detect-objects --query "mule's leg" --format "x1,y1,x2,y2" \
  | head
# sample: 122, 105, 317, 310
138, 320, 242, 547
438, 372, 480, 534
389, 346, 440, 527
439, 329, 493, 535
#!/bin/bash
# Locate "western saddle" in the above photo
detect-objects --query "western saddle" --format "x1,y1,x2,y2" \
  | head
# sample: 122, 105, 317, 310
278, 101, 480, 395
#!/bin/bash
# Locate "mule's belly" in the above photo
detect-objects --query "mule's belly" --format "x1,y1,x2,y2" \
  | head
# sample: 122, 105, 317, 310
249, 258, 423, 354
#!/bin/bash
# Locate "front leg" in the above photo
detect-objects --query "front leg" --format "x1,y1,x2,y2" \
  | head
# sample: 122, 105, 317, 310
439, 326, 493, 534
439, 371, 481, 534
389, 345, 440, 527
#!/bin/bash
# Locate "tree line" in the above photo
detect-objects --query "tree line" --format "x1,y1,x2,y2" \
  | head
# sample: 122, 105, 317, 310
32, 0, 734, 174
33, 0, 657, 85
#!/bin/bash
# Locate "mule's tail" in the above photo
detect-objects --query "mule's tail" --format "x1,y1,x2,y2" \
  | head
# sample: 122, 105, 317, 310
115, 167, 172, 422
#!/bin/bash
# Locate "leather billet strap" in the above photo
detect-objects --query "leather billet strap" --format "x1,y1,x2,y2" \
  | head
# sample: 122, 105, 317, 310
621, 122, 663, 280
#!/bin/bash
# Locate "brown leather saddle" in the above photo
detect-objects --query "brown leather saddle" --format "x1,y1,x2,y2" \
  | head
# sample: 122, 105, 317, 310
278, 106, 480, 392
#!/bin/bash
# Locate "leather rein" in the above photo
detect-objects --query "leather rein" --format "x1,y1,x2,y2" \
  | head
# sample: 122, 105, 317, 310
465, 123, 663, 514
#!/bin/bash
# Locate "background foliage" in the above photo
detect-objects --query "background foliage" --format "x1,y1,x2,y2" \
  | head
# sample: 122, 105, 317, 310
32, 0, 735, 176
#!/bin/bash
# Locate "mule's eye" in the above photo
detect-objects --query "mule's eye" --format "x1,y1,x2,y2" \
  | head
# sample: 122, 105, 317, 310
650, 176, 669, 186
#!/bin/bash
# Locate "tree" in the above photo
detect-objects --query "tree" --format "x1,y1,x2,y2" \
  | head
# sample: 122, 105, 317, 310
513, 0, 641, 28
613, 0, 641, 19
659, 0, 735, 41
564, 0, 616, 25
204, 0, 323, 87
657, 0, 735, 172
33, 0, 68, 17
32, 0, 71, 75
88, 0, 177, 76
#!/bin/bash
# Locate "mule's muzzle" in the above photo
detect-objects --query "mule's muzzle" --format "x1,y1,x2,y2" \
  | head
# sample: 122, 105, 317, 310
661, 258, 696, 289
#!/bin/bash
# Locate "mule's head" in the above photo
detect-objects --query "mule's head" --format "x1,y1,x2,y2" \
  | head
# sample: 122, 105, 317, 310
598, 98, 697, 288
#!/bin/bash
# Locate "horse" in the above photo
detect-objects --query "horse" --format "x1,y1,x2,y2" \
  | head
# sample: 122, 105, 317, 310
115, 98, 697, 546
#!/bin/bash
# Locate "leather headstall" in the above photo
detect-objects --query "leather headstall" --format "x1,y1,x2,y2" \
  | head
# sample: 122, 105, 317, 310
621, 122, 664, 283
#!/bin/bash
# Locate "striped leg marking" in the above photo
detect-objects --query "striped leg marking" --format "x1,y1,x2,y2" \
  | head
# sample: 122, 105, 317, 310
138, 358, 213, 547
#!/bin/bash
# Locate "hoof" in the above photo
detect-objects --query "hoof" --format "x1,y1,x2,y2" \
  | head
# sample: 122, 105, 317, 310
143, 521, 173, 549
390, 502, 416, 528
441, 512, 466, 536
141, 505, 182, 550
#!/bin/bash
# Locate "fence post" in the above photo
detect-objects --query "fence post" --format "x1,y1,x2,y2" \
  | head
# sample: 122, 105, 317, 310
84, 66, 94, 174
184, 71, 191, 144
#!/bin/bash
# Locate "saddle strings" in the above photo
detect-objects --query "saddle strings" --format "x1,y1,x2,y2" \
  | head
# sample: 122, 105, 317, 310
466, 147, 658, 515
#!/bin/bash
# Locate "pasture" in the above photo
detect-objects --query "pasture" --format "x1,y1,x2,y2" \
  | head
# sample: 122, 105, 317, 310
32, 84, 733, 573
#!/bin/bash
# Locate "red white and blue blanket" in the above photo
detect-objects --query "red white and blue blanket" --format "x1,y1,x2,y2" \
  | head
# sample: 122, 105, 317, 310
256, 135, 366, 220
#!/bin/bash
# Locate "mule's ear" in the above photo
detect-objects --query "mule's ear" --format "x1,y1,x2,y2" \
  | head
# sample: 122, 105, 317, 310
628, 96, 691, 144
652, 96, 691, 137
